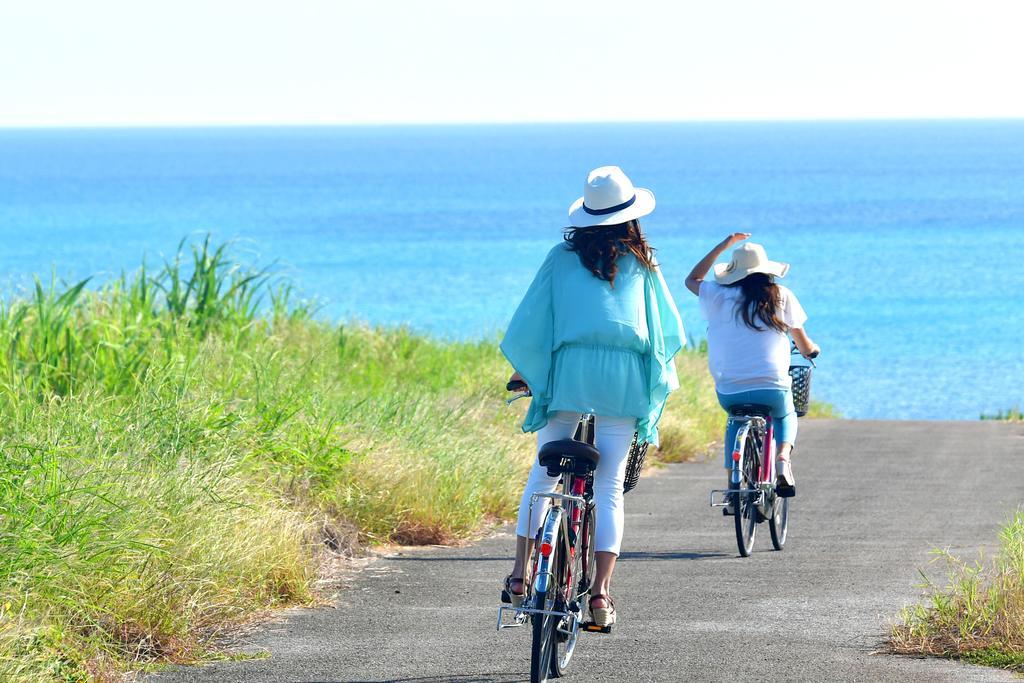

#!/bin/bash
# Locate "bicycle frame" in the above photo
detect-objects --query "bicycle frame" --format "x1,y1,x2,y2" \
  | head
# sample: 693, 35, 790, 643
709, 413, 775, 510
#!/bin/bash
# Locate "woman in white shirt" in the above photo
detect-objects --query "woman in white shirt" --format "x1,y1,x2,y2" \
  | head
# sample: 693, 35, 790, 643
684, 233, 819, 495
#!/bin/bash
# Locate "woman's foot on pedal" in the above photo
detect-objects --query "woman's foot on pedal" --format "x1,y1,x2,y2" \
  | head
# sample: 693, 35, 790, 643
590, 594, 616, 627
501, 575, 526, 607
776, 460, 796, 497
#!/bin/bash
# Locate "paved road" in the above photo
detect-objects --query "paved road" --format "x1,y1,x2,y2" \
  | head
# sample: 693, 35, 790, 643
153, 420, 1023, 682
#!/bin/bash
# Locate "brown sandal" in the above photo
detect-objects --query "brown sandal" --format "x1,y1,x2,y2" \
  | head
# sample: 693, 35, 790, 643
501, 575, 526, 608
589, 593, 616, 627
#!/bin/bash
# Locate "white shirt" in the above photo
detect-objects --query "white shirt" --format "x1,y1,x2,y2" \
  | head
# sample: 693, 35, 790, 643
699, 280, 807, 394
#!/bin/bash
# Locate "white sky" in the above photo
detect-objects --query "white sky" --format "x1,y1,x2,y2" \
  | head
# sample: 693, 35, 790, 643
2, 0, 1023, 127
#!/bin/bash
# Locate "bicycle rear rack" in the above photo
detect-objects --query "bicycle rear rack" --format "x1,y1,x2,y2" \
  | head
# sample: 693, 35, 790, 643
530, 491, 586, 507
496, 605, 529, 630
496, 603, 580, 631
498, 487, 589, 631
709, 488, 764, 508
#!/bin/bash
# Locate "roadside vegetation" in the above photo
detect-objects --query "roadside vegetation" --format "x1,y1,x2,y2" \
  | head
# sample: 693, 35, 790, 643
804, 401, 840, 419
891, 510, 1024, 673
8, 237, 829, 680
981, 407, 1023, 421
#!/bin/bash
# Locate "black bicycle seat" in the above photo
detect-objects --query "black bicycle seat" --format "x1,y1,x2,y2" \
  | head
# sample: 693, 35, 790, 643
538, 439, 601, 475
729, 403, 773, 417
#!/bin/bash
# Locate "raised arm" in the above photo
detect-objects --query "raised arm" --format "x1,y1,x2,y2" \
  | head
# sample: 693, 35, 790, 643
790, 328, 820, 358
684, 232, 751, 295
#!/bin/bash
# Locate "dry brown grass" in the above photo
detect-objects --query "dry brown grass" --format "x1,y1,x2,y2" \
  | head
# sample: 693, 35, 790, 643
890, 510, 1024, 673
655, 352, 722, 462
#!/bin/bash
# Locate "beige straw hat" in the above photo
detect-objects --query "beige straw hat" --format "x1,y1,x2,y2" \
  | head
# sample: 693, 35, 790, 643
567, 166, 655, 228
714, 242, 790, 284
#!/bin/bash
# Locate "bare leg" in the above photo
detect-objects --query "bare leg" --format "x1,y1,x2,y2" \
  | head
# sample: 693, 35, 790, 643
777, 441, 793, 462
776, 441, 796, 488
591, 551, 617, 607
508, 535, 533, 593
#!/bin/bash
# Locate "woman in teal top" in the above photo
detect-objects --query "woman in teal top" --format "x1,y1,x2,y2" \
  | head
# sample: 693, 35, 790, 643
499, 166, 684, 627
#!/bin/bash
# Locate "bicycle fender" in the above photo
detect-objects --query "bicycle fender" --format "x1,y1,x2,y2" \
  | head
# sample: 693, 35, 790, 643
731, 423, 751, 486
534, 507, 564, 594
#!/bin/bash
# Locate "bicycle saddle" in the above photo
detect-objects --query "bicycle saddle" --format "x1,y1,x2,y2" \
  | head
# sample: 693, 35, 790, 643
538, 439, 601, 475
728, 403, 773, 417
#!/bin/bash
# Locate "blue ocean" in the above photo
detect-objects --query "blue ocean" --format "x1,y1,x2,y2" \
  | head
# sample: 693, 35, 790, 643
1, 122, 1022, 419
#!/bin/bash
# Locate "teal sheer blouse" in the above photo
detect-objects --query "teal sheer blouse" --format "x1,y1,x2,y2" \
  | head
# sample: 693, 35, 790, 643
500, 244, 685, 446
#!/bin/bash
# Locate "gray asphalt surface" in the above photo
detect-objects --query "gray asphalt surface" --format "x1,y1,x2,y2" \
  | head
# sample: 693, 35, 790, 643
152, 420, 1023, 682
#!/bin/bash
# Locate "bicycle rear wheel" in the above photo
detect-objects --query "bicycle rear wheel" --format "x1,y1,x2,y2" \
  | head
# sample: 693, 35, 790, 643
531, 531, 559, 682
769, 496, 789, 550
732, 431, 760, 557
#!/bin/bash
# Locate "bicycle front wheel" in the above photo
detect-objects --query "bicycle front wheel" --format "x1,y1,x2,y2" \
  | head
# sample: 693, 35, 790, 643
550, 505, 591, 677
575, 502, 596, 600
733, 431, 760, 557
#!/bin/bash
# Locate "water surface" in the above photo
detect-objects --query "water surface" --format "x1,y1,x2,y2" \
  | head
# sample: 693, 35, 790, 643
1, 121, 1022, 419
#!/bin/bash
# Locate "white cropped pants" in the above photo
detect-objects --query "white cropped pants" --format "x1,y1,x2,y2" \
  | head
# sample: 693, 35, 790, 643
514, 411, 638, 555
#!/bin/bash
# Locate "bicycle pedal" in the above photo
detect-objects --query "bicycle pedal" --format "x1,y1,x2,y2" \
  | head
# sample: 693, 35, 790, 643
581, 622, 612, 634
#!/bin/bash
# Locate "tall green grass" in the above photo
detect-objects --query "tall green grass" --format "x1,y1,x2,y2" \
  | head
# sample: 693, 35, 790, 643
0, 237, 790, 680
891, 510, 1024, 673
0, 239, 320, 680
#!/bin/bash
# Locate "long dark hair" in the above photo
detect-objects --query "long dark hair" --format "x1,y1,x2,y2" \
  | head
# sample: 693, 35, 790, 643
562, 220, 656, 286
726, 273, 788, 333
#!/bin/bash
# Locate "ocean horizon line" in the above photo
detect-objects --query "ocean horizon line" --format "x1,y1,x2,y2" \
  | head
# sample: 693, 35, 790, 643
2, 115, 1024, 132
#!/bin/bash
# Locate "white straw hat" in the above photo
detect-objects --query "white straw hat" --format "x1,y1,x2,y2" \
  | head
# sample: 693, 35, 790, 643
714, 242, 790, 284
568, 166, 656, 228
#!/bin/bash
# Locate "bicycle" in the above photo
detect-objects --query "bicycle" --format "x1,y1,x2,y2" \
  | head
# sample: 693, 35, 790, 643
496, 381, 612, 683
709, 345, 817, 557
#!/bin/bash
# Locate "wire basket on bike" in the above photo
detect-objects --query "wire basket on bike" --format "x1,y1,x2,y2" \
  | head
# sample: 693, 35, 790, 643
789, 342, 816, 417
789, 365, 812, 417
622, 432, 648, 494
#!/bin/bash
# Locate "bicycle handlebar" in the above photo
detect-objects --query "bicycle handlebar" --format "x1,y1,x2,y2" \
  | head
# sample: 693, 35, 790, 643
790, 341, 819, 361
505, 379, 531, 404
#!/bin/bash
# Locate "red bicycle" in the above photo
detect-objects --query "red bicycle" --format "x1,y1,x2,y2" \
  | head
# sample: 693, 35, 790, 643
709, 345, 817, 556
497, 382, 606, 683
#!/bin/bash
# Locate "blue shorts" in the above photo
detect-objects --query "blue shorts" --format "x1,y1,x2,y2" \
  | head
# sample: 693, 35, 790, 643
716, 388, 797, 468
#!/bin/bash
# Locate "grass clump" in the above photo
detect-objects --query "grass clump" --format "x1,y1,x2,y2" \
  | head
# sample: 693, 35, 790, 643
0, 238, 321, 680
982, 407, 1023, 421
890, 510, 1024, 673
805, 400, 841, 418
